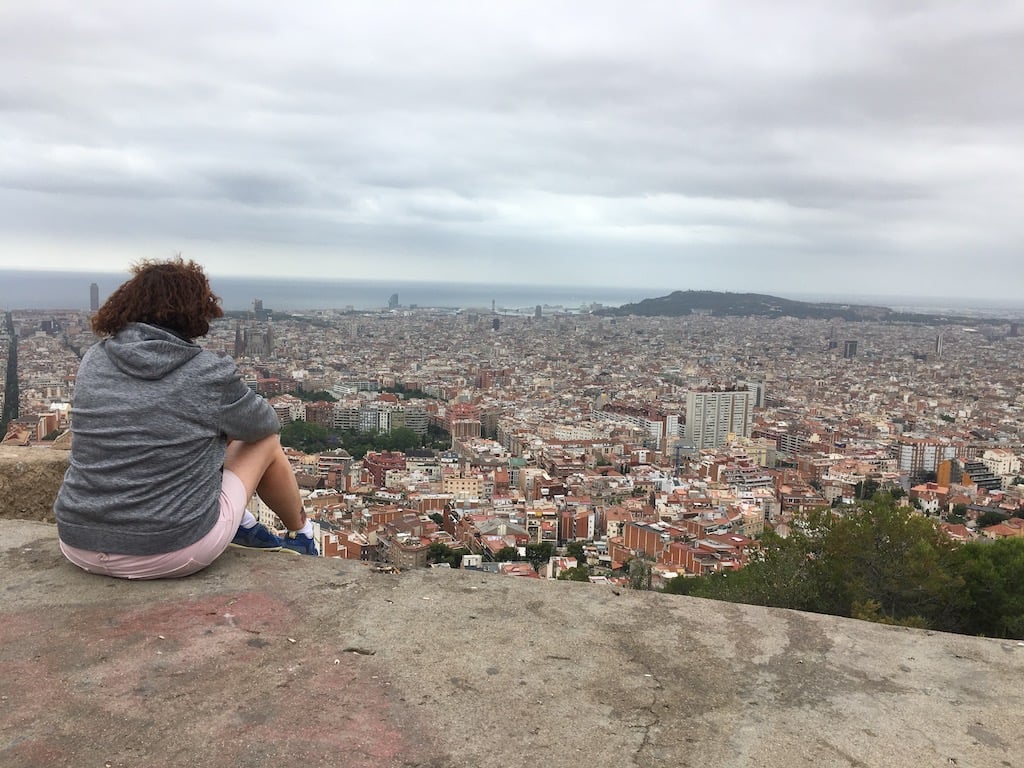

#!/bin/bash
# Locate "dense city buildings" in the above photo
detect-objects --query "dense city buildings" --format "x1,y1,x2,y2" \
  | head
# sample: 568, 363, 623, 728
3, 297, 1023, 586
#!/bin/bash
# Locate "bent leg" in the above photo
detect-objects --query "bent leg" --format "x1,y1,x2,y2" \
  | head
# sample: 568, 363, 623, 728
58, 470, 248, 579
224, 434, 305, 531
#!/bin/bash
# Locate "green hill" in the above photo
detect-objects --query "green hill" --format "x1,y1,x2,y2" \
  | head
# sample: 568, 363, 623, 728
599, 290, 906, 321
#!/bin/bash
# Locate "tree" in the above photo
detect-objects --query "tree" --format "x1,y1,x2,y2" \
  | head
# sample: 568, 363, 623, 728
947, 538, 1024, 639
688, 512, 834, 611
662, 575, 698, 595
565, 541, 586, 562
494, 546, 519, 562
684, 500, 965, 630
526, 542, 554, 572
427, 542, 462, 568
295, 389, 337, 402
426, 422, 451, 448
628, 558, 652, 591
558, 566, 591, 582
383, 427, 420, 453
428, 512, 444, 527
279, 420, 329, 453
819, 500, 964, 627
664, 496, 1024, 639
945, 503, 968, 525
976, 510, 1010, 529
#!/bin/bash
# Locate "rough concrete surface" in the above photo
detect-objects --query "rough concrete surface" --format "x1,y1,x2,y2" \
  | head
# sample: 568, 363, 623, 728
0, 447, 67, 523
1, 520, 1022, 768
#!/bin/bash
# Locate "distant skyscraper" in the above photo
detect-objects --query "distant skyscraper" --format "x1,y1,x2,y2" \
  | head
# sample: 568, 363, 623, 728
842, 340, 858, 359
388, 293, 399, 310
534, 305, 542, 319
683, 387, 753, 450
934, 332, 943, 357
89, 282, 99, 312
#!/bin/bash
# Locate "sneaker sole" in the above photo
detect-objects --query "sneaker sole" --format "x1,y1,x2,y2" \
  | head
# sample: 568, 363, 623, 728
228, 542, 284, 552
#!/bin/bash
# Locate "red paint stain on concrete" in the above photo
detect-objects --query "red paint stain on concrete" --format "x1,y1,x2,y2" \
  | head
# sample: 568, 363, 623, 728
1, 592, 431, 767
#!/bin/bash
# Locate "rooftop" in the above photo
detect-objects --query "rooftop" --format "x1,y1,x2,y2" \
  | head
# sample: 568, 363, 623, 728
2, 446, 1022, 767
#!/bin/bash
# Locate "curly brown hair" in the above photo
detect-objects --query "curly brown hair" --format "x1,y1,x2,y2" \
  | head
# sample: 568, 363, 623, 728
92, 257, 224, 340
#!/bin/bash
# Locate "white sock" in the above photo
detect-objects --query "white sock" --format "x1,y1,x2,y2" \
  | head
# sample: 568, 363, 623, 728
240, 511, 258, 529
291, 520, 313, 537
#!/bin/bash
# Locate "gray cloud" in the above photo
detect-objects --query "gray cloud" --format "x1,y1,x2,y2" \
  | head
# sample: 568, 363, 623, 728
1, 0, 1022, 302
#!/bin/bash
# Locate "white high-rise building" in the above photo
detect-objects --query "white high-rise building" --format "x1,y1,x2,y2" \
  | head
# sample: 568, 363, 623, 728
684, 388, 752, 450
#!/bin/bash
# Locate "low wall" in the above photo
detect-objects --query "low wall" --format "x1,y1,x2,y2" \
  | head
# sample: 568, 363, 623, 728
0, 445, 67, 522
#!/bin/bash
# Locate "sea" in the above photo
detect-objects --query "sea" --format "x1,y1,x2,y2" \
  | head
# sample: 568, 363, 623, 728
0, 270, 651, 313
2, 268, 1022, 318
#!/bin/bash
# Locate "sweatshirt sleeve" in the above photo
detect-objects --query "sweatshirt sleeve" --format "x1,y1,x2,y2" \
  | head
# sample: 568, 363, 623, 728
219, 365, 281, 441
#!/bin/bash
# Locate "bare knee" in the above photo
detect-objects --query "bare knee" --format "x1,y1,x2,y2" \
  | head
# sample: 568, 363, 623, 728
224, 434, 284, 494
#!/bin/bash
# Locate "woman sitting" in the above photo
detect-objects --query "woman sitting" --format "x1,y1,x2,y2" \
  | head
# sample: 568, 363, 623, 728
55, 257, 317, 580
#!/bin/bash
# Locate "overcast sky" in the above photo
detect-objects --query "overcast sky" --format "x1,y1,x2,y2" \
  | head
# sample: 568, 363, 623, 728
2, 1, 1022, 302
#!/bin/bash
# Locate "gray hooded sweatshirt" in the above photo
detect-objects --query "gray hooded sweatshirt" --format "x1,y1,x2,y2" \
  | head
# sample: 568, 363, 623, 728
54, 322, 280, 555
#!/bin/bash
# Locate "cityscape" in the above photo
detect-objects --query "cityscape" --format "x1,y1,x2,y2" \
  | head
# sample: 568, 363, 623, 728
3, 284, 1023, 611
4, 3, 1024, 762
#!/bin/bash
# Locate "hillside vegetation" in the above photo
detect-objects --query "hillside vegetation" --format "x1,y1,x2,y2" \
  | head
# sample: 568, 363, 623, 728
665, 496, 1024, 639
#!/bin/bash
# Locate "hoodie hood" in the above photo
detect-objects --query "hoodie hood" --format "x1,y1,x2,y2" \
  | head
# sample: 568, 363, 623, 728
102, 322, 202, 380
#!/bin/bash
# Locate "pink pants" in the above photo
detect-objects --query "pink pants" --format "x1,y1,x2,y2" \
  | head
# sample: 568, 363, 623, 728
59, 469, 249, 580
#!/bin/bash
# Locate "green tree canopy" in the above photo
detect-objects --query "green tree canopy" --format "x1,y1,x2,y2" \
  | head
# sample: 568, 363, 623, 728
494, 546, 519, 562
279, 420, 329, 453
947, 538, 1024, 638
295, 389, 337, 402
558, 566, 591, 582
820, 501, 964, 626
679, 501, 967, 631
975, 510, 1010, 529
526, 542, 554, 572
427, 542, 463, 569
565, 541, 587, 562
382, 427, 420, 453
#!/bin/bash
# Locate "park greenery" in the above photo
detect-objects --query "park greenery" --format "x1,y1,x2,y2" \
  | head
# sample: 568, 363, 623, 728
294, 389, 337, 402
279, 421, 450, 458
663, 494, 1024, 639
381, 383, 440, 399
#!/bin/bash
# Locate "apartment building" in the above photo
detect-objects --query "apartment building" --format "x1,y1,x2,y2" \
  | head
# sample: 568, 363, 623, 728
896, 435, 959, 478
683, 386, 753, 450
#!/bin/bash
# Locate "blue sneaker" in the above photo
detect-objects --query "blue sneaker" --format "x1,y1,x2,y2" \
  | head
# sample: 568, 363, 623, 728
230, 522, 283, 551
282, 531, 318, 556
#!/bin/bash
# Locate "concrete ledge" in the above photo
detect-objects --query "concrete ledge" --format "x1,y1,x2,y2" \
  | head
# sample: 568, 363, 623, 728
0, 446, 67, 522
1, 519, 1022, 768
